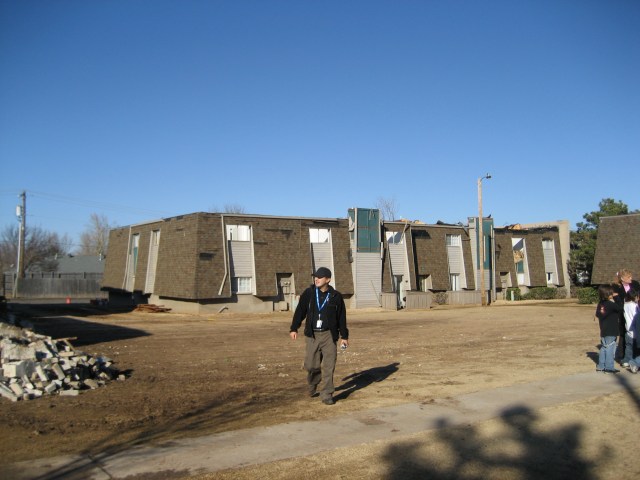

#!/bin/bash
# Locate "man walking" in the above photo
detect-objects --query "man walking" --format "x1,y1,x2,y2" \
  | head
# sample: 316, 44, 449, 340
289, 267, 349, 405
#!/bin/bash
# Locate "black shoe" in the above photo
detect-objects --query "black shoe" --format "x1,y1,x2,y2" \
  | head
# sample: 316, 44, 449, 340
603, 369, 620, 374
322, 397, 335, 405
596, 368, 604, 372
308, 385, 318, 397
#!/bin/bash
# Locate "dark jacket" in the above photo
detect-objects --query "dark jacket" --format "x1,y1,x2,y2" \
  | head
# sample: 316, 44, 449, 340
595, 300, 622, 337
290, 285, 349, 342
612, 280, 640, 306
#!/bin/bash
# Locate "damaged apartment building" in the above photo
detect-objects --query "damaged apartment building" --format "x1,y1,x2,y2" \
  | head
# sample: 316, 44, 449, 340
101, 208, 569, 314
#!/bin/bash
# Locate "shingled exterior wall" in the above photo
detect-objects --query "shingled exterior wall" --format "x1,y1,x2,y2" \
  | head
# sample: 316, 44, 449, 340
411, 224, 475, 291
592, 214, 640, 284
103, 210, 567, 310
102, 227, 130, 290
102, 213, 354, 305
494, 227, 565, 289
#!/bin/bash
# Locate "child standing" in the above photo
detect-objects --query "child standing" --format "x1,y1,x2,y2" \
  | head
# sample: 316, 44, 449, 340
622, 289, 639, 367
595, 284, 622, 373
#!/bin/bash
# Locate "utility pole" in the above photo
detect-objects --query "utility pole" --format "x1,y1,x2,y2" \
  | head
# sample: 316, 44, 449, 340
478, 174, 491, 306
14, 191, 26, 298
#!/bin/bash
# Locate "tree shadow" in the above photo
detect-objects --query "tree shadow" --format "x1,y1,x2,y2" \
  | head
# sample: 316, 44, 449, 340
612, 373, 640, 414
334, 362, 400, 401
383, 405, 607, 480
1, 303, 149, 346
5, 387, 294, 480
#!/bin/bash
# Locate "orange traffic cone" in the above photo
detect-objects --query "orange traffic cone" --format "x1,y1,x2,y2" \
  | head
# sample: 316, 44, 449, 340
66, 297, 71, 304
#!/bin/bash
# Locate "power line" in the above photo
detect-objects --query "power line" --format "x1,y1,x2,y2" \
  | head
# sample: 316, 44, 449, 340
26, 190, 173, 216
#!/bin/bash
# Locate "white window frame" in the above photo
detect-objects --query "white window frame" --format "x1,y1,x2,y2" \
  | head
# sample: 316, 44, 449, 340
450, 273, 460, 291
232, 276, 252, 294
446, 234, 461, 247
385, 231, 404, 245
309, 228, 330, 243
226, 225, 251, 241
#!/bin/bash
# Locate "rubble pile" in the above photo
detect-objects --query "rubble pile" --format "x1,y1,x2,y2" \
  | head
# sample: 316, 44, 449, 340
0, 323, 122, 402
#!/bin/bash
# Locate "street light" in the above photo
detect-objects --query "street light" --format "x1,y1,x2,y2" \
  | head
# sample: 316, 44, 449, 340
478, 174, 491, 306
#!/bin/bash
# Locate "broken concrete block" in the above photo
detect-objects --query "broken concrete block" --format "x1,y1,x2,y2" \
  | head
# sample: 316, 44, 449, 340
51, 364, 65, 380
0, 383, 18, 401
35, 364, 49, 382
83, 379, 99, 389
59, 389, 79, 396
1, 339, 36, 361
3, 361, 35, 378
44, 383, 58, 394
9, 382, 25, 396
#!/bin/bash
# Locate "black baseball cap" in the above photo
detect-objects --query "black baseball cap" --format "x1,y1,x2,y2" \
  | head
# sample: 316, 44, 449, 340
312, 267, 332, 278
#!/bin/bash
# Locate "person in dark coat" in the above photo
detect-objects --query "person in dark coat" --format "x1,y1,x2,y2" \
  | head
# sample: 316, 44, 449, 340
595, 284, 623, 373
612, 269, 640, 363
289, 267, 349, 405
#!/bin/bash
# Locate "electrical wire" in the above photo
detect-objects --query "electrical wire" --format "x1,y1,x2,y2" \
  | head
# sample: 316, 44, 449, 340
27, 190, 173, 216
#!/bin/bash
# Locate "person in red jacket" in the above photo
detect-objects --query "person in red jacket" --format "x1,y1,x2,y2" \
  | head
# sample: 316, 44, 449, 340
289, 267, 349, 405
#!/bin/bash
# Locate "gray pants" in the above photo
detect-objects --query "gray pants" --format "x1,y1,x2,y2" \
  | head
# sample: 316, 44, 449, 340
305, 331, 337, 400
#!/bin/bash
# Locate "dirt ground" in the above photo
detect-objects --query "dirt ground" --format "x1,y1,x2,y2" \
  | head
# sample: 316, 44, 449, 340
1, 300, 639, 479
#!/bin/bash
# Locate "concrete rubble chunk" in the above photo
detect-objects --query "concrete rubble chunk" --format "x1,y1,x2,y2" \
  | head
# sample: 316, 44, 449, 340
1, 339, 37, 361
0, 383, 18, 402
10, 382, 25, 396
0, 322, 123, 401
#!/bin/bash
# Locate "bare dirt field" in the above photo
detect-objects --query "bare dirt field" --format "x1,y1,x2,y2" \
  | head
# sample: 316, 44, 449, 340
1, 300, 639, 479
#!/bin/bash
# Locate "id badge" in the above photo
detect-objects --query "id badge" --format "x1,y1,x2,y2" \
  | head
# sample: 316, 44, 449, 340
316, 315, 323, 329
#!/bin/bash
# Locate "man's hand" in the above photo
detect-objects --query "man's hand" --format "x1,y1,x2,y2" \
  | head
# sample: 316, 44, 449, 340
290, 331, 297, 340
340, 339, 349, 348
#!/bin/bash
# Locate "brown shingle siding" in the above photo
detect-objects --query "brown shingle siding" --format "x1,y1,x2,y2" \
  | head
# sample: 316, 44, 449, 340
411, 225, 472, 291
592, 214, 640, 284
102, 227, 130, 290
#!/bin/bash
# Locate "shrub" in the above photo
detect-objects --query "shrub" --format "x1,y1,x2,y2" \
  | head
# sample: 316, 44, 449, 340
505, 287, 521, 301
521, 287, 558, 300
433, 292, 448, 305
577, 287, 599, 304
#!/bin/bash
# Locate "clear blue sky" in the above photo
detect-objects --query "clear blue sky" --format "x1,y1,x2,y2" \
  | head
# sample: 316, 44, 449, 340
1, 0, 638, 250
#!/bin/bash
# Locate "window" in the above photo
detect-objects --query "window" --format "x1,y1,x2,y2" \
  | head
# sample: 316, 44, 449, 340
309, 228, 330, 243
446, 234, 461, 246
542, 239, 553, 250
130, 234, 140, 274
546, 272, 555, 284
386, 231, 404, 244
232, 277, 252, 294
226, 225, 251, 241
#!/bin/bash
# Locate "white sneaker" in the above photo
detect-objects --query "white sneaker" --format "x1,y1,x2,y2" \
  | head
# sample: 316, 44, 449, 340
622, 362, 630, 367
630, 365, 638, 374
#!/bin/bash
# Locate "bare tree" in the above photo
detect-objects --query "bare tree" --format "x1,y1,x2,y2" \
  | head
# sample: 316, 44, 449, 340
0, 225, 71, 273
209, 203, 247, 214
375, 196, 398, 221
78, 213, 115, 256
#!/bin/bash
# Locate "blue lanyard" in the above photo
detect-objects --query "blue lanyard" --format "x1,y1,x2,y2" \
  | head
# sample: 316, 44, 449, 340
316, 287, 330, 313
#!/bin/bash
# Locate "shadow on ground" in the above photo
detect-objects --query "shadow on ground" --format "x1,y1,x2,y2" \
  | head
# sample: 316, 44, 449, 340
334, 362, 400, 401
1, 302, 149, 347
383, 404, 605, 480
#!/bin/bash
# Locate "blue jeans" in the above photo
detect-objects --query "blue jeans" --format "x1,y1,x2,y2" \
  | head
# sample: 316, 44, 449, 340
598, 336, 617, 371
622, 333, 635, 364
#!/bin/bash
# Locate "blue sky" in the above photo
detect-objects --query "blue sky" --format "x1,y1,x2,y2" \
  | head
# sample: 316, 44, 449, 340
1, 0, 638, 250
